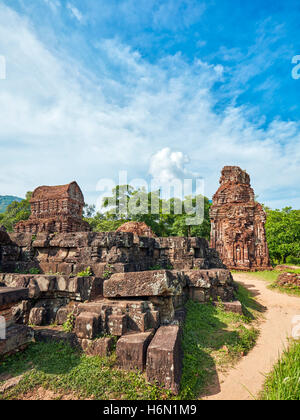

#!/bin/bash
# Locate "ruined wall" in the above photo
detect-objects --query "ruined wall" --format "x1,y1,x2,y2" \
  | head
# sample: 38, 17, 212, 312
0, 229, 237, 392
0, 231, 225, 276
210, 166, 271, 270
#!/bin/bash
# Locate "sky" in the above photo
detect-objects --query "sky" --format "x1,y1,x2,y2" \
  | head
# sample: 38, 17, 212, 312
0, 0, 299, 210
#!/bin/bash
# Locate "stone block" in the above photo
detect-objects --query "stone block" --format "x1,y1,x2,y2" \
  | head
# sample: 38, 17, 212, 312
34, 329, 78, 348
189, 288, 207, 302
0, 287, 29, 306
29, 307, 47, 326
117, 330, 154, 371
214, 300, 243, 314
107, 314, 127, 336
103, 270, 186, 298
81, 337, 114, 357
146, 325, 182, 394
56, 307, 73, 325
75, 312, 100, 339
0, 325, 34, 357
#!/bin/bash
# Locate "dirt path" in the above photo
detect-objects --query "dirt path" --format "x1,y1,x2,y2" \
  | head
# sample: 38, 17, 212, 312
203, 273, 300, 400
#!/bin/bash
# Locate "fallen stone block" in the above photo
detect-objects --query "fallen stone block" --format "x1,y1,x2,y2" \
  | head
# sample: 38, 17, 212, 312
29, 307, 47, 326
34, 328, 79, 348
80, 337, 114, 357
146, 325, 182, 395
0, 325, 34, 357
103, 270, 186, 298
214, 300, 243, 314
117, 330, 154, 371
75, 312, 100, 339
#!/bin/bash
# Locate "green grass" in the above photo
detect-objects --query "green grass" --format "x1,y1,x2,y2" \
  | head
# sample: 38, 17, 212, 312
179, 284, 260, 399
0, 284, 260, 400
0, 342, 171, 400
260, 340, 300, 400
242, 270, 300, 297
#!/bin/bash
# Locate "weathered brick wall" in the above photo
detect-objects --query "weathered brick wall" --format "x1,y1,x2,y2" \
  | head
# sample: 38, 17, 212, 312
0, 231, 225, 276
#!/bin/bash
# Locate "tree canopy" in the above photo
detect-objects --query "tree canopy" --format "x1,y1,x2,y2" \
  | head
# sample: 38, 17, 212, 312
0, 192, 32, 232
84, 185, 212, 239
264, 206, 300, 264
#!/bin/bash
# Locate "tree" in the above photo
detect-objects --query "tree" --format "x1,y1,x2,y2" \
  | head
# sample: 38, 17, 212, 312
87, 185, 212, 238
265, 207, 300, 264
0, 192, 32, 232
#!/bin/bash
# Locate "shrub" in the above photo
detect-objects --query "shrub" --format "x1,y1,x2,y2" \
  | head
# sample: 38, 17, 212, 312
286, 256, 300, 265
77, 267, 93, 277
62, 312, 76, 333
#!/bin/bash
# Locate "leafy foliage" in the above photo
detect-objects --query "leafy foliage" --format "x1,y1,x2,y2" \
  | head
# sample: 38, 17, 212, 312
62, 312, 76, 333
0, 192, 32, 232
264, 207, 300, 264
84, 185, 212, 239
77, 267, 93, 277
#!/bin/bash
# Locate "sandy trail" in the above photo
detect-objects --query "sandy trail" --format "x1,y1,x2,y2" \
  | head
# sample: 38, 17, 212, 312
203, 273, 300, 400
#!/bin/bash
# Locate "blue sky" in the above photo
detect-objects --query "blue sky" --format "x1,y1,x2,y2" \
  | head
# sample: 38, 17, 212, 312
0, 0, 299, 209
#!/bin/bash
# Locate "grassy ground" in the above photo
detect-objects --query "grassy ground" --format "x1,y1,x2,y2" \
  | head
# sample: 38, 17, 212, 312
180, 284, 262, 399
241, 270, 300, 297
0, 284, 260, 400
260, 340, 300, 400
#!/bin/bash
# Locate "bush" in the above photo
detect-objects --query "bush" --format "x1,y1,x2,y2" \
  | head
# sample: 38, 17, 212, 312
286, 256, 300, 265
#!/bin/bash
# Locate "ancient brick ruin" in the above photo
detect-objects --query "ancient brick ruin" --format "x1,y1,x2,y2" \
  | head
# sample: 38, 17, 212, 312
210, 166, 271, 270
0, 179, 245, 395
14, 182, 90, 234
116, 221, 157, 238
0, 228, 238, 393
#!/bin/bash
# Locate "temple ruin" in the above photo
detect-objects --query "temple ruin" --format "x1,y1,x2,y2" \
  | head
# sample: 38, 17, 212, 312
0, 177, 249, 394
14, 182, 91, 234
116, 221, 157, 238
210, 166, 271, 270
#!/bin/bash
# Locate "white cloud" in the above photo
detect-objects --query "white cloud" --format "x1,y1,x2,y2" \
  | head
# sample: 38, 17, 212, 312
0, 4, 299, 209
44, 0, 61, 13
66, 3, 83, 23
149, 148, 191, 184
